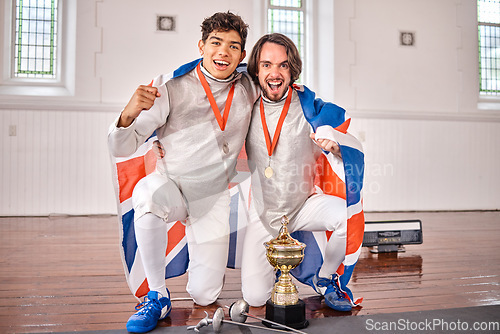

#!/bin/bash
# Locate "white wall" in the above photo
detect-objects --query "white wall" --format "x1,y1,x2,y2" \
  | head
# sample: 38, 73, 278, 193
0, 0, 498, 215
97, 0, 257, 104
0, 0, 258, 216
328, 0, 500, 211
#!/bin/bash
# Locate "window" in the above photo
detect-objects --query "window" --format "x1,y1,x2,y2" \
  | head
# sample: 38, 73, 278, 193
1, 0, 75, 97
14, 0, 59, 79
478, 0, 500, 96
267, 0, 305, 82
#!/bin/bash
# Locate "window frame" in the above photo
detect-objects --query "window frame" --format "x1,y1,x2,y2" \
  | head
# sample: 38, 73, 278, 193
0, 0, 76, 97
477, 0, 499, 95
477, 0, 500, 110
14, 0, 59, 79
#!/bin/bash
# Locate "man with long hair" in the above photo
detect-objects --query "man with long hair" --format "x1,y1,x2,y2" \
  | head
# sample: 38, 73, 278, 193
242, 33, 364, 312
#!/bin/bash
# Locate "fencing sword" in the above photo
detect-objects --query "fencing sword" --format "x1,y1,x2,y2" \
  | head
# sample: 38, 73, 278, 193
187, 308, 293, 333
226, 300, 308, 334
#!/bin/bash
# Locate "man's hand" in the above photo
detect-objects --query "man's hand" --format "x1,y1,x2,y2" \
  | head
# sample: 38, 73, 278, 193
117, 85, 161, 127
310, 133, 342, 158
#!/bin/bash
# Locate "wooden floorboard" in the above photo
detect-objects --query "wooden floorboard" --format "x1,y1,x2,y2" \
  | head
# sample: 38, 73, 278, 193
0, 211, 499, 333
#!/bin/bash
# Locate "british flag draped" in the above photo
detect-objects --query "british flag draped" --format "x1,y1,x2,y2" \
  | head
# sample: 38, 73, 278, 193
109, 61, 364, 305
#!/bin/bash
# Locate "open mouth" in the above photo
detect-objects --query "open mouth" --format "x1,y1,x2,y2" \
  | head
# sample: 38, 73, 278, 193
267, 80, 283, 93
213, 59, 230, 70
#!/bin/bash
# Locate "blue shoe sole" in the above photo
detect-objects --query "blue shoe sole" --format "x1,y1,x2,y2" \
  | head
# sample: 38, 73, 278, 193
126, 305, 171, 333
325, 299, 352, 312
126, 323, 157, 333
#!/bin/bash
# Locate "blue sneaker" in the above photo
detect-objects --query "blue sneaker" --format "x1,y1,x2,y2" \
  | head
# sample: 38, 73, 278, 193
313, 273, 352, 312
126, 290, 172, 333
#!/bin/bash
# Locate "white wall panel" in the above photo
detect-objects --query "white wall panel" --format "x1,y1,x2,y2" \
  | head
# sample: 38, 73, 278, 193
351, 117, 500, 211
0, 108, 118, 216
2, 107, 498, 215
97, 0, 257, 104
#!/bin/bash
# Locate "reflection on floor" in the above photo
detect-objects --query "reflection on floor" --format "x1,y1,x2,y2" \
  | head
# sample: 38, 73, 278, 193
0, 211, 499, 333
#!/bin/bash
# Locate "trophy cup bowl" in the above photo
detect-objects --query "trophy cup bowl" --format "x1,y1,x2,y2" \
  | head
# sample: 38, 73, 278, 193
263, 216, 309, 329
265, 242, 305, 270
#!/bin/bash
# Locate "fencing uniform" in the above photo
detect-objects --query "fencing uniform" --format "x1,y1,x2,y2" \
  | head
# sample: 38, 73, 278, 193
108, 62, 258, 305
242, 89, 347, 306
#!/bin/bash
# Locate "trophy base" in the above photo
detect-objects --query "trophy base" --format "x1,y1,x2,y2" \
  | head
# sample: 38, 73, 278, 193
263, 299, 309, 330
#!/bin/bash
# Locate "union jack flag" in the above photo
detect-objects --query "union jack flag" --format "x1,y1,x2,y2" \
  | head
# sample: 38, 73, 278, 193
109, 61, 364, 305
110, 132, 250, 299
290, 84, 365, 305
109, 59, 250, 300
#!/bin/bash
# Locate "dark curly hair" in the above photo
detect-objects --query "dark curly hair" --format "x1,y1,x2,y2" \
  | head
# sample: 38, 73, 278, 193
200, 11, 249, 50
247, 33, 302, 85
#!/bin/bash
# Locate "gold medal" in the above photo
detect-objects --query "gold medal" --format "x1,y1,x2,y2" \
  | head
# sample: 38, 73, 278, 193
260, 87, 293, 181
222, 141, 229, 154
264, 166, 274, 179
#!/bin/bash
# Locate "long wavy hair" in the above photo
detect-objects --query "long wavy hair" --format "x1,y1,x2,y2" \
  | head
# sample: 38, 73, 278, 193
247, 33, 302, 85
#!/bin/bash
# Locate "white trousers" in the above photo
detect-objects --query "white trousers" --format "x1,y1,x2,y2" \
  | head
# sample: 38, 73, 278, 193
132, 172, 230, 306
241, 193, 347, 307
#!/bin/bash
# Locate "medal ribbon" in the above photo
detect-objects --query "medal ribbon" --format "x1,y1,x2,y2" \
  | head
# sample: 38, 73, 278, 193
259, 86, 293, 157
196, 62, 235, 131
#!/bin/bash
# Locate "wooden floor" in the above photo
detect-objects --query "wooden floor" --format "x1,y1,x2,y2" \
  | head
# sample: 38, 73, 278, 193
0, 211, 499, 333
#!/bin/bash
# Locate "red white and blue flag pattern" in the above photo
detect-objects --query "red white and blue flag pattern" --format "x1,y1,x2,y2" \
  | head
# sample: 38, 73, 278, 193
109, 60, 364, 305
291, 84, 365, 305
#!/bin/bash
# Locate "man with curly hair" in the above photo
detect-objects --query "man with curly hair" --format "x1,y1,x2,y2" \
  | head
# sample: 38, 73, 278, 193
108, 12, 258, 333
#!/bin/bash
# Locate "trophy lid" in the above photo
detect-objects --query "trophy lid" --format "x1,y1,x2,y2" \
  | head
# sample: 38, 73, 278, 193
265, 216, 306, 251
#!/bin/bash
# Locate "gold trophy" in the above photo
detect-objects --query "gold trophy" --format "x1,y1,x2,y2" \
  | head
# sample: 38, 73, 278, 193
263, 215, 309, 329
